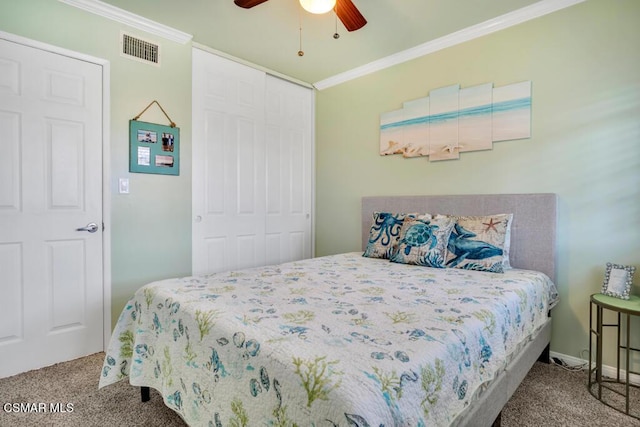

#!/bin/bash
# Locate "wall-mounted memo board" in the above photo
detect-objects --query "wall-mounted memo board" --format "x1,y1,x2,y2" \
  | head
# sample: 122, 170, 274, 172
129, 100, 180, 175
129, 120, 180, 175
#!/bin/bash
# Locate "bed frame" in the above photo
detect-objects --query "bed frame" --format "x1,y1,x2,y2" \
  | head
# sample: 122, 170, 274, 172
362, 193, 557, 426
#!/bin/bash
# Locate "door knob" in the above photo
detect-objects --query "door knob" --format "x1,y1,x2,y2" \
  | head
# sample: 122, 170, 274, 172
76, 222, 99, 233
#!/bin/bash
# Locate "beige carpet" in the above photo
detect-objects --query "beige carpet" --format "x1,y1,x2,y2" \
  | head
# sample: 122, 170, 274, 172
0, 353, 638, 426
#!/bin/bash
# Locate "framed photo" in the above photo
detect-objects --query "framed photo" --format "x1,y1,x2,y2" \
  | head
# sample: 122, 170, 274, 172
130, 120, 180, 175
601, 262, 636, 300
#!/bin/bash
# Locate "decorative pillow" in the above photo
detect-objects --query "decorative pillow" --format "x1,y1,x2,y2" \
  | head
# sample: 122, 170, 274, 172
389, 216, 455, 268
443, 214, 513, 273
363, 212, 413, 259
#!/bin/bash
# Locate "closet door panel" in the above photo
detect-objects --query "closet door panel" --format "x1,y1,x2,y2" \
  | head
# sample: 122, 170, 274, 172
193, 49, 266, 275
265, 76, 313, 264
193, 49, 313, 274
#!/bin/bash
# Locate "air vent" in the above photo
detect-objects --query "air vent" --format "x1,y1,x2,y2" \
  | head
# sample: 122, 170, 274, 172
121, 33, 160, 66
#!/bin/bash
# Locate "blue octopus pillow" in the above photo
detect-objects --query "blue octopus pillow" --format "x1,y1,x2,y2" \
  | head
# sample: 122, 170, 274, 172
363, 212, 415, 259
389, 216, 455, 268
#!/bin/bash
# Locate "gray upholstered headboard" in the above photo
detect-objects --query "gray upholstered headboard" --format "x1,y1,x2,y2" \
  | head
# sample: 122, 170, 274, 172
361, 194, 557, 282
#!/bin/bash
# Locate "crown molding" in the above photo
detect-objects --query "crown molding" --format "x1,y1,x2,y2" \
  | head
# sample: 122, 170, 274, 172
58, 0, 192, 44
313, 0, 586, 91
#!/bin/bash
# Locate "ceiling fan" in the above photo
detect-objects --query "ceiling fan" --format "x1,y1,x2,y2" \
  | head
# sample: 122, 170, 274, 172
234, 0, 367, 32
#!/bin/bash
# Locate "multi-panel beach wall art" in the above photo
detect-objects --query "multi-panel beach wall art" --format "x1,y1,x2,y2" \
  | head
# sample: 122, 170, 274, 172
380, 81, 531, 161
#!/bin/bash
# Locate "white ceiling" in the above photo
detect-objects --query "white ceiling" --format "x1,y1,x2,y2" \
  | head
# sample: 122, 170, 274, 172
96, 0, 571, 85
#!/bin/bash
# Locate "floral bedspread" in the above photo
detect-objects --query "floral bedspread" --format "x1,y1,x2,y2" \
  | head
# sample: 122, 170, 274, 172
99, 252, 558, 426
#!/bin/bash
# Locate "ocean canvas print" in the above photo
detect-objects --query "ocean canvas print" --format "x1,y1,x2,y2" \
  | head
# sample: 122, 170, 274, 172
379, 109, 406, 155
401, 97, 430, 157
429, 85, 460, 161
493, 81, 532, 141
459, 83, 493, 152
379, 81, 531, 161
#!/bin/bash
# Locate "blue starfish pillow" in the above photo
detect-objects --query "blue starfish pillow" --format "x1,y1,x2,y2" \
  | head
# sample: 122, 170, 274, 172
443, 214, 513, 273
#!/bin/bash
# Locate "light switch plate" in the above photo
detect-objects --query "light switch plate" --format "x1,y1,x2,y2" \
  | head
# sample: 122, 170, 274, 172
119, 178, 129, 194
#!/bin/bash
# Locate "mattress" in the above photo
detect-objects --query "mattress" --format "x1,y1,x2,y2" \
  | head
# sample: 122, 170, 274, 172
99, 252, 558, 426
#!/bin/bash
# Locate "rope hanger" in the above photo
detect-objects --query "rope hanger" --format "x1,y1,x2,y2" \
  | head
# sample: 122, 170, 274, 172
132, 100, 177, 128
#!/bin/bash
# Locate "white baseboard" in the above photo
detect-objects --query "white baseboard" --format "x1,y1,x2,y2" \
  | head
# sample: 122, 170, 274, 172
550, 351, 640, 386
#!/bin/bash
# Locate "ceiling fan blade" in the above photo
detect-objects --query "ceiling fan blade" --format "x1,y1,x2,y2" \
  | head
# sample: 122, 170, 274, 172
234, 0, 269, 9
335, 0, 367, 32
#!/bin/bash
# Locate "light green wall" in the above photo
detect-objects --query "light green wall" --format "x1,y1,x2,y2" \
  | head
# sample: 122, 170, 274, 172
315, 0, 640, 365
2, 0, 638, 368
0, 0, 193, 327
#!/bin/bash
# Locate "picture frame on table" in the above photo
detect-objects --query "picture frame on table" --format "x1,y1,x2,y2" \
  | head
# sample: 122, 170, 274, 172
601, 262, 636, 300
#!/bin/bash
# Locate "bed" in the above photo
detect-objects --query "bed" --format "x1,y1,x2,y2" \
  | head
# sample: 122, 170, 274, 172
99, 193, 558, 426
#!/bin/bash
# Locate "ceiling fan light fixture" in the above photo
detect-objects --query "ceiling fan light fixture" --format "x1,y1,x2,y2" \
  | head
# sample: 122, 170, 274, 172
299, 0, 336, 14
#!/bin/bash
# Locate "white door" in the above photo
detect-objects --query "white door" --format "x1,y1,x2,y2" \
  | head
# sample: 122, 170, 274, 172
0, 38, 104, 378
265, 76, 313, 264
192, 48, 266, 275
192, 49, 314, 275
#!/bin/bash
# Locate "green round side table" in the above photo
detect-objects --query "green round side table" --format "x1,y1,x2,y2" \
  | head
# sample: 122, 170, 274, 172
589, 293, 640, 419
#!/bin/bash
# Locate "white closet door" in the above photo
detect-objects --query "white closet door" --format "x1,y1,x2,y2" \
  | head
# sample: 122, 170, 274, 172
192, 49, 266, 275
265, 76, 313, 265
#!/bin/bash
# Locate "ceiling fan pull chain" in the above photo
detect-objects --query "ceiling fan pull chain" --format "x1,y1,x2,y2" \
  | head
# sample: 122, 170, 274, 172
333, 1, 340, 39
298, 5, 304, 56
